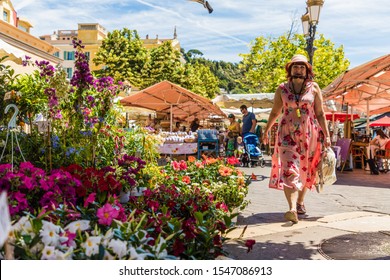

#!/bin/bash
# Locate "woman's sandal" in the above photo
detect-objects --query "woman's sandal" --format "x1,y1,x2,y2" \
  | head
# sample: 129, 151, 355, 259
296, 203, 306, 215
284, 210, 298, 224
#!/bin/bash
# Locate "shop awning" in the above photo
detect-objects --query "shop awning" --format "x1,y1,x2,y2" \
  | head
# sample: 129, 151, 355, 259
322, 54, 390, 116
369, 115, 390, 127
120, 80, 226, 129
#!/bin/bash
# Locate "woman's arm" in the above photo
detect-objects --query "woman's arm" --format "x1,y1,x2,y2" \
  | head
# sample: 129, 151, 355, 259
262, 87, 283, 143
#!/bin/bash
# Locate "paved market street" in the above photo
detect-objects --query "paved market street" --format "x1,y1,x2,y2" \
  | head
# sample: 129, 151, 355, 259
224, 156, 390, 260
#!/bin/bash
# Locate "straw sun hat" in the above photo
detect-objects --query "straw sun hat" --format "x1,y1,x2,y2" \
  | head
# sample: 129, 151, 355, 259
285, 54, 312, 72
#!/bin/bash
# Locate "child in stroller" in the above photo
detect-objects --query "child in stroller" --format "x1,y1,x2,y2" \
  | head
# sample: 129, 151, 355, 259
240, 133, 265, 167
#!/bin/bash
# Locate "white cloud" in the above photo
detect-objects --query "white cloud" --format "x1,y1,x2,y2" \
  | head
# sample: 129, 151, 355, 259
12, 0, 390, 67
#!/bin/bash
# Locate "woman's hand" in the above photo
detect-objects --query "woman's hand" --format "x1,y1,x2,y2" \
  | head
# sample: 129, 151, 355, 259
324, 137, 331, 148
262, 131, 269, 144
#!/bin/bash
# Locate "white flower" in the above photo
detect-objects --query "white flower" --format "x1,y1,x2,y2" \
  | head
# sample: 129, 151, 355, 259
153, 237, 168, 259
12, 216, 34, 239
108, 239, 127, 258
101, 228, 114, 246
40, 221, 65, 246
41, 245, 57, 260
128, 247, 148, 260
64, 220, 90, 233
81, 236, 102, 257
103, 250, 115, 260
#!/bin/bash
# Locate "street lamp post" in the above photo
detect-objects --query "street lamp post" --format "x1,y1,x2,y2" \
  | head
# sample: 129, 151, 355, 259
301, 0, 324, 65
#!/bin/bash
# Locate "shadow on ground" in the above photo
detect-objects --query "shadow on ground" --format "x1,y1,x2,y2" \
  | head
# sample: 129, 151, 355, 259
224, 239, 318, 260
237, 212, 323, 226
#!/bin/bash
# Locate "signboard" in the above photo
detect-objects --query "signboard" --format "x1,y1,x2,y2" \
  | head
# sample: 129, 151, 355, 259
0, 191, 11, 248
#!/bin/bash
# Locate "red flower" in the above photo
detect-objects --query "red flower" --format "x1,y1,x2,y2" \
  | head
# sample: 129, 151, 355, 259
172, 239, 185, 256
245, 239, 256, 253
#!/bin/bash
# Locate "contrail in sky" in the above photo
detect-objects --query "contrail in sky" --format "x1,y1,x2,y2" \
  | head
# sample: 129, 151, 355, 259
136, 0, 249, 46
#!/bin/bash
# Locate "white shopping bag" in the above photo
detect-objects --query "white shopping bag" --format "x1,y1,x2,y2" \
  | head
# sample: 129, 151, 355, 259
316, 147, 337, 193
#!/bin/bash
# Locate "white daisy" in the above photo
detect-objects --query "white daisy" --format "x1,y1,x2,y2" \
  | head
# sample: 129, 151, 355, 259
40, 221, 63, 246
108, 239, 127, 258
41, 245, 56, 260
64, 220, 90, 233
81, 236, 102, 257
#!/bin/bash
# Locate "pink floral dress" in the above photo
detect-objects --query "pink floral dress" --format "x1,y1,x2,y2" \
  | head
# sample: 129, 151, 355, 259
269, 81, 322, 191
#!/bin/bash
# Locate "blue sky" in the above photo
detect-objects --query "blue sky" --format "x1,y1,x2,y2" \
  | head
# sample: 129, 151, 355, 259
14, 0, 390, 68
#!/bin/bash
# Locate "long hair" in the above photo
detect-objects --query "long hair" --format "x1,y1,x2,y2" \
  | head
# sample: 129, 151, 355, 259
376, 129, 389, 139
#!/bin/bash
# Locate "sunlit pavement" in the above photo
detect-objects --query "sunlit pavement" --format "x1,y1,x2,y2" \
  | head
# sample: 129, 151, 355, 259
224, 155, 390, 260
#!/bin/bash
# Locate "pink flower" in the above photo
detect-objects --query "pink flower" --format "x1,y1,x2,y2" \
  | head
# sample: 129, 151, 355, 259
216, 202, 228, 212
226, 156, 239, 165
179, 160, 187, 170
84, 192, 96, 207
171, 161, 180, 171
97, 203, 119, 226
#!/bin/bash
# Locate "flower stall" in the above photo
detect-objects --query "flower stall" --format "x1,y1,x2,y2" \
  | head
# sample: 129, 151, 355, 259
0, 41, 252, 260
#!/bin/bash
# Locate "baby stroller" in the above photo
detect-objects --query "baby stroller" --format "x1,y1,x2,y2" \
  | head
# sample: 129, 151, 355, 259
240, 133, 265, 168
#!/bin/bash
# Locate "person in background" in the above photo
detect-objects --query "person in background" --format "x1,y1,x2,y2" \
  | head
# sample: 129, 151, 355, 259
235, 136, 245, 158
262, 54, 331, 224
227, 114, 241, 137
240, 105, 256, 136
190, 118, 200, 132
225, 131, 236, 157
370, 129, 389, 170
145, 114, 153, 127
173, 121, 181, 132
153, 119, 161, 132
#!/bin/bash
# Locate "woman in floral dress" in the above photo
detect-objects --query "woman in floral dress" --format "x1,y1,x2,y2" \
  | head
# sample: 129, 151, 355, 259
262, 54, 331, 224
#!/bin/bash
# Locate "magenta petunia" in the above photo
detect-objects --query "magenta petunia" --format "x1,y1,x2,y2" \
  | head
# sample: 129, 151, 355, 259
84, 193, 96, 208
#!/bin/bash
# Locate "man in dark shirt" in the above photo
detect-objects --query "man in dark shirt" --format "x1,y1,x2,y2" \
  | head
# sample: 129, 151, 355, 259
240, 105, 257, 136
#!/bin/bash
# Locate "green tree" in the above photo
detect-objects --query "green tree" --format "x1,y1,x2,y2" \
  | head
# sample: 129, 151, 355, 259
141, 41, 184, 88
239, 33, 350, 92
181, 62, 219, 99
0, 57, 18, 123
93, 28, 147, 87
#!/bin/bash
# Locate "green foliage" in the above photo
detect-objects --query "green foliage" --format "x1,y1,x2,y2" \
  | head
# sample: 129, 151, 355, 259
239, 33, 350, 92
122, 126, 161, 162
141, 41, 184, 88
181, 62, 219, 98
93, 28, 147, 87
0, 56, 18, 123
94, 31, 220, 98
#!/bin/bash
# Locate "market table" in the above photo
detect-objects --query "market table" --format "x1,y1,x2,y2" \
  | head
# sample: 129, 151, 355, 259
158, 142, 197, 158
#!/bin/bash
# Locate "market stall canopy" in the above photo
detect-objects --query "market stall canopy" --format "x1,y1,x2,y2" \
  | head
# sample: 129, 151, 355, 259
212, 93, 275, 109
322, 54, 390, 116
369, 115, 390, 127
325, 112, 359, 122
120, 80, 226, 121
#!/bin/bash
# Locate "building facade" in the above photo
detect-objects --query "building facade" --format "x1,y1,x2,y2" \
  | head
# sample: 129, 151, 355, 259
0, 0, 62, 74
39, 23, 108, 78
40, 23, 181, 79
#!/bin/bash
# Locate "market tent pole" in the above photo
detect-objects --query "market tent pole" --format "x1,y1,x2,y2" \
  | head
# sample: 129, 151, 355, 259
170, 104, 173, 132
332, 112, 335, 131
366, 100, 370, 136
